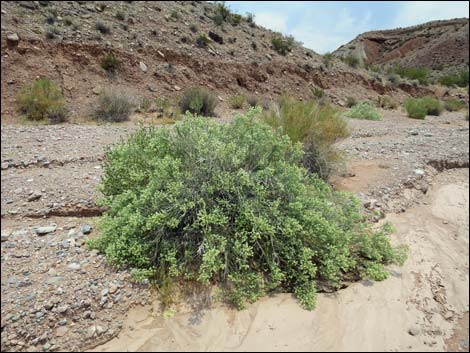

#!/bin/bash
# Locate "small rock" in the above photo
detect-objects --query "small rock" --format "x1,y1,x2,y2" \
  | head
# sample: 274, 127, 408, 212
67, 262, 80, 271
7, 33, 20, 46
414, 169, 425, 177
174, 85, 181, 91
81, 224, 92, 234
1, 230, 11, 242
1, 162, 9, 170
35, 224, 57, 235
139, 61, 148, 72
92, 86, 101, 95
57, 305, 68, 314
408, 326, 420, 336
27, 192, 42, 202
108, 284, 118, 294
55, 326, 68, 337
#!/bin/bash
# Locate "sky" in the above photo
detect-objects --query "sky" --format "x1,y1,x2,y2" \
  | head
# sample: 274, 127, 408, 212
226, 1, 470, 54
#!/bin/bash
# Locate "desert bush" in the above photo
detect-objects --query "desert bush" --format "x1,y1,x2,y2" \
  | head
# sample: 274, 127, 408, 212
346, 97, 357, 108
179, 87, 217, 116
312, 87, 325, 99
404, 98, 427, 119
261, 95, 349, 180
439, 70, 469, 87
170, 10, 179, 20
387, 73, 400, 85
246, 12, 254, 23
246, 94, 260, 108
95, 21, 111, 34
229, 94, 245, 109
94, 89, 134, 122
347, 102, 382, 120
322, 53, 333, 68
196, 34, 209, 48
45, 26, 60, 39
190, 24, 198, 33
46, 14, 55, 25
231, 13, 242, 25
420, 96, 443, 116
444, 99, 467, 112
344, 55, 360, 68
89, 110, 406, 310
17, 78, 68, 123
393, 66, 430, 85
115, 11, 126, 21
377, 95, 398, 110
271, 35, 294, 55
101, 53, 120, 73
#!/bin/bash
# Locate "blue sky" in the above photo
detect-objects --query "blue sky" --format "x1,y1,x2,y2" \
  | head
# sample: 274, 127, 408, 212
226, 1, 470, 53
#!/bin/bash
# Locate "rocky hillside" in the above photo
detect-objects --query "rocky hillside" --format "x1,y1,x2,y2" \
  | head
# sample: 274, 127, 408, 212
334, 18, 469, 75
0, 1, 432, 121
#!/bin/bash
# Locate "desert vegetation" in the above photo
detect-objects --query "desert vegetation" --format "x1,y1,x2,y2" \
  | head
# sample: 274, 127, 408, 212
404, 96, 443, 119
347, 102, 382, 120
89, 110, 406, 310
93, 89, 134, 122
179, 87, 217, 116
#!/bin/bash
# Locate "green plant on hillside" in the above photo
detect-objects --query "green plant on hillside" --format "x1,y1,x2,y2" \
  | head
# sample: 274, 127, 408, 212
439, 70, 469, 87
393, 66, 430, 85
260, 95, 349, 180
179, 87, 217, 116
95, 21, 111, 34
344, 55, 360, 68
17, 78, 68, 123
420, 96, 443, 116
271, 35, 294, 55
93, 89, 134, 122
346, 97, 357, 108
196, 34, 210, 48
444, 99, 467, 112
322, 53, 334, 68
101, 53, 120, 73
229, 94, 245, 109
347, 102, 382, 120
89, 110, 406, 310
404, 98, 427, 119
377, 95, 398, 110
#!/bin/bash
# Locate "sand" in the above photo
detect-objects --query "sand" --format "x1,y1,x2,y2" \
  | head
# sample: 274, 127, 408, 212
93, 169, 469, 352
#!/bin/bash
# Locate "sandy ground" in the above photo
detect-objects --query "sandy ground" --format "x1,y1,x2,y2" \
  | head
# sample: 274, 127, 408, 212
94, 169, 469, 352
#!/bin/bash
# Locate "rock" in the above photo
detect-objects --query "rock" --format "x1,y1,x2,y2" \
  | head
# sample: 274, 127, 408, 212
35, 224, 57, 235
157, 50, 165, 58
208, 31, 223, 44
1, 162, 9, 170
67, 262, 80, 271
101, 288, 109, 297
408, 326, 420, 336
6, 33, 19, 46
108, 284, 118, 294
19, 1, 39, 10
139, 61, 148, 72
47, 268, 57, 276
55, 326, 68, 337
147, 84, 158, 92
57, 305, 68, 314
174, 85, 181, 91
27, 192, 42, 202
81, 224, 92, 234
1, 230, 11, 242
414, 169, 425, 177
92, 86, 101, 95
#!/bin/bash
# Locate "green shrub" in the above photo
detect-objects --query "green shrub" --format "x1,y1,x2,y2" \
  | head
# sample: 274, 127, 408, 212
404, 98, 427, 119
444, 99, 467, 112
322, 53, 333, 68
246, 94, 260, 108
170, 10, 179, 20
196, 34, 210, 48
95, 21, 111, 34
420, 96, 443, 116
45, 26, 60, 39
346, 97, 357, 108
344, 55, 360, 68
101, 53, 120, 73
90, 110, 406, 310
94, 89, 134, 122
260, 95, 350, 180
17, 78, 68, 123
394, 66, 430, 85
312, 87, 325, 99
231, 13, 242, 25
387, 73, 400, 85
377, 95, 398, 110
179, 87, 217, 116
229, 94, 245, 109
347, 102, 382, 120
213, 14, 224, 26
246, 12, 254, 23
439, 70, 469, 87
271, 35, 294, 55
190, 24, 198, 33
115, 11, 126, 21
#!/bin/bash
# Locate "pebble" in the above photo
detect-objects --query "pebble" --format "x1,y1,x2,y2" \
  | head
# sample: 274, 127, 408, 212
56, 326, 68, 337
67, 262, 81, 271
81, 224, 92, 234
1, 230, 11, 242
35, 224, 57, 235
408, 326, 420, 336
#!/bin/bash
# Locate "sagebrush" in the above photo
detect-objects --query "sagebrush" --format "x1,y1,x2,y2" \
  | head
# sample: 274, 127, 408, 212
347, 102, 382, 120
179, 87, 217, 116
90, 110, 406, 310
93, 89, 134, 122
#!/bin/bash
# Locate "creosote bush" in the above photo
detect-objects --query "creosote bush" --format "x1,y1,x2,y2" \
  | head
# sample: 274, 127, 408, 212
260, 96, 350, 180
89, 110, 406, 310
271, 35, 294, 55
404, 96, 443, 119
377, 95, 398, 110
347, 102, 382, 120
179, 87, 217, 116
196, 34, 209, 48
95, 21, 111, 34
444, 99, 467, 112
93, 89, 134, 122
101, 53, 120, 73
439, 70, 469, 87
17, 78, 68, 123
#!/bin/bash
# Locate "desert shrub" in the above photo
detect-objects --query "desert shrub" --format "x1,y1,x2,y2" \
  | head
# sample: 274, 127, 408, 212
95, 21, 111, 34
46, 14, 55, 24
346, 97, 357, 108
196, 34, 209, 47
215, 1, 231, 20
229, 94, 245, 109
271, 35, 294, 55
94, 89, 134, 122
115, 11, 126, 21
387, 73, 400, 85
45, 26, 60, 39
179, 87, 217, 116
17, 78, 68, 123
404, 98, 427, 119
246, 94, 260, 108
439, 70, 469, 87
246, 12, 254, 23
377, 95, 398, 110
89, 110, 406, 310
190, 24, 198, 33
420, 96, 443, 116
101, 53, 120, 73
323, 53, 333, 68
444, 99, 467, 112
394, 66, 430, 85
213, 14, 224, 26
138, 97, 152, 113
312, 87, 325, 99
344, 55, 360, 68
231, 13, 242, 25
170, 10, 179, 20
261, 95, 350, 180
64, 17, 74, 26
347, 102, 382, 120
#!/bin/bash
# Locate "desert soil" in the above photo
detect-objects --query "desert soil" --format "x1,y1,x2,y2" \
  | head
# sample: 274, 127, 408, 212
1, 109, 469, 352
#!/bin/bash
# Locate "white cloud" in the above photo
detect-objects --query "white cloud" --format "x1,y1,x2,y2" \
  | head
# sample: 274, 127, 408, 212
394, 1, 470, 28
255, 12, 288, 33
